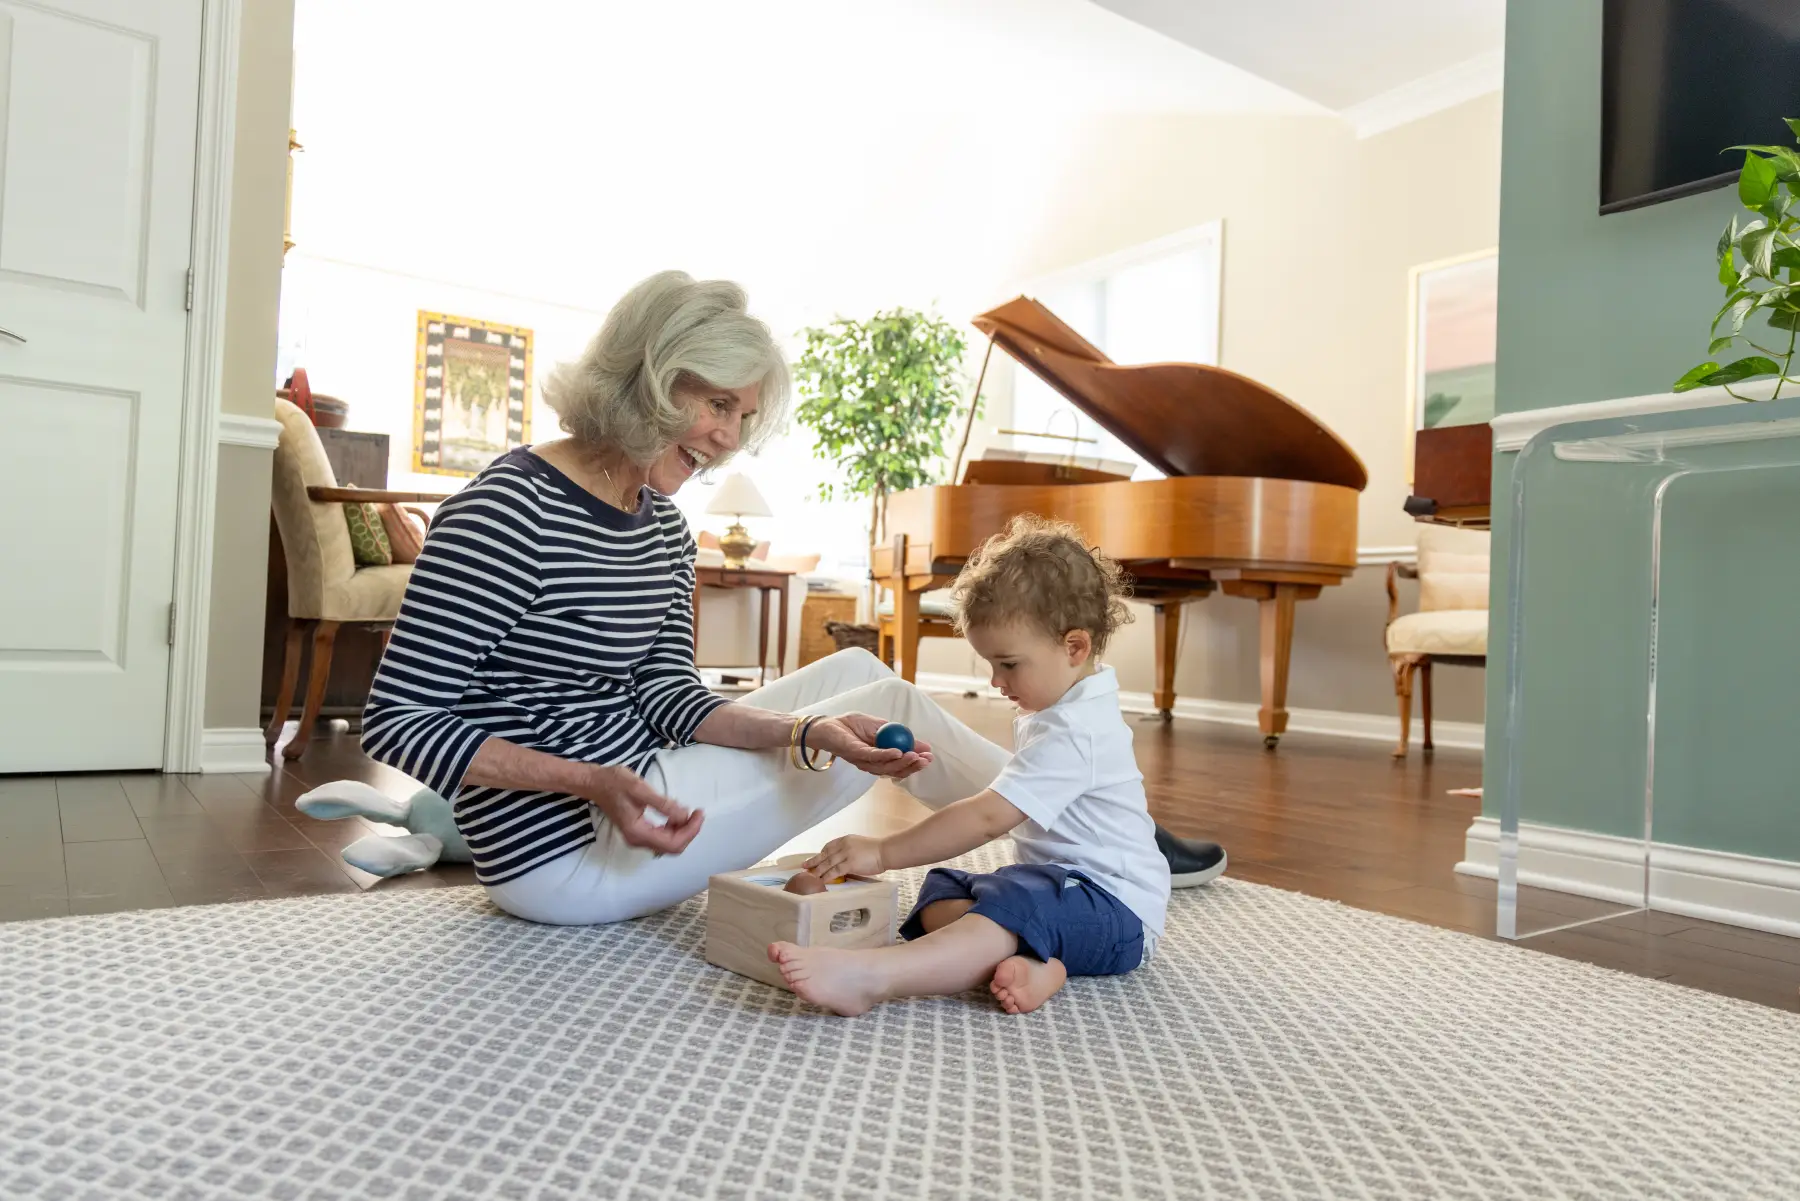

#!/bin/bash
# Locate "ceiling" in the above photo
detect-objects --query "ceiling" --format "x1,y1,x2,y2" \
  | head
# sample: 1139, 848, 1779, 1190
286, 0, 1500, 322
291, 0, 1322, 122
286, 0, 1327, 312
1091, 0, 1505, 119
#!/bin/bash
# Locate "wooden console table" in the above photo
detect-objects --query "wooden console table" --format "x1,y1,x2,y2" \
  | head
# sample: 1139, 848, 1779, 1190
694, 564, 794, 685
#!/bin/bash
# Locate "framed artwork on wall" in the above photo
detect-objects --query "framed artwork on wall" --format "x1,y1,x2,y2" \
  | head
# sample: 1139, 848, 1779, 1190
1405, 249, 1497, 479
413, 312, 533, 477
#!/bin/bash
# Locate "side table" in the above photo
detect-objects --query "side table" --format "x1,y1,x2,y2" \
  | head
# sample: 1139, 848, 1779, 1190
694, 564, 795, 686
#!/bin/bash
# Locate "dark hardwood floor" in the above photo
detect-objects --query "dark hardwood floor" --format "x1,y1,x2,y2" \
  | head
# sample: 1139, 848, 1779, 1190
4, 698, 1797, 1013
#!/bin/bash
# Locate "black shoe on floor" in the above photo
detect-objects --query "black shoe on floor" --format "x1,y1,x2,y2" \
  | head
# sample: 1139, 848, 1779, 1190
1155, 827, 1228, 888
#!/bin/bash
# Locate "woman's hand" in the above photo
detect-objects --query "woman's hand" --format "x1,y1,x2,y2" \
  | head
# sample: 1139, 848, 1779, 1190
805, 835, 886, 881
574, 764, 703, 855
803, 714, 933, 779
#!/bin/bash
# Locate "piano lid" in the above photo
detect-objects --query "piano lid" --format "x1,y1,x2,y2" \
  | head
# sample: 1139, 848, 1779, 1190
973, 296, 1368, 491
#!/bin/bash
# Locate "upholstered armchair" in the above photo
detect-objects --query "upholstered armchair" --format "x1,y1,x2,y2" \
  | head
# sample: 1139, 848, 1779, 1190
1385, 524, 1490, 758
265, 399, 449, 758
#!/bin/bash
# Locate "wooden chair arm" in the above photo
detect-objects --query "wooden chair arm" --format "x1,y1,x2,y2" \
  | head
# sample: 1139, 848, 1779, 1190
1385, 561, 1419, 631
308, 486, 453, 505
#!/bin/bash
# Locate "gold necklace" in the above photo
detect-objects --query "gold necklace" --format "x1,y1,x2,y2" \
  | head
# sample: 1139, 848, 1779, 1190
597, 463, 635, 512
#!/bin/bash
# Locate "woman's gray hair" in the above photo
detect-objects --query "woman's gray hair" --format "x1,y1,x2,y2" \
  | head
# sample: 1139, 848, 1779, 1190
541, 270, 790, 466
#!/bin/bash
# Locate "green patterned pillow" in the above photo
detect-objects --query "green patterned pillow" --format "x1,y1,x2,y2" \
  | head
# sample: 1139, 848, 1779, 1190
343, 501, 393, 566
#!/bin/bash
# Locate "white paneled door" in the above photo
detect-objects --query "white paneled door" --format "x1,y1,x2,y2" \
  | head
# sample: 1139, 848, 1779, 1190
0, 0, 202, 771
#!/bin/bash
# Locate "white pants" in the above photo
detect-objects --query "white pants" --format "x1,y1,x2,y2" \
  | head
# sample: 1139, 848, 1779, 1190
485, 649, 1010, 925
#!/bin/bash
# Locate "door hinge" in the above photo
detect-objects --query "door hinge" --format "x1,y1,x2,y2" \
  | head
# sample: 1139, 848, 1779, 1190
167, 603, 178, 646
185, 268, 195, 312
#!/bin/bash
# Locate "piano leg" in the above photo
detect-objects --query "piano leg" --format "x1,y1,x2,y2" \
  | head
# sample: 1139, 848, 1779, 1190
1151, 603, 1180, 721
1222, 580, 1321, 749
890, 552, 922, 683
1257, 583, 1299, 749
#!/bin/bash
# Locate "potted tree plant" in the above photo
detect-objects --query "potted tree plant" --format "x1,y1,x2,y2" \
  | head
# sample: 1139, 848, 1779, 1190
793, 307, 982, 542
792, 307, 982, 649
1674, 119, 1800, 397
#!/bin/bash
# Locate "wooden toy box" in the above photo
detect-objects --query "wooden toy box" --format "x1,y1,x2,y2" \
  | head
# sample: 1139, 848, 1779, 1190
705, 866, 900, 992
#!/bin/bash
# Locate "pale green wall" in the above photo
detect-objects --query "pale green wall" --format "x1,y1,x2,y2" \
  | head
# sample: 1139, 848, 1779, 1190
1487, 0, 1800, 859
1493, 0, 1741, 418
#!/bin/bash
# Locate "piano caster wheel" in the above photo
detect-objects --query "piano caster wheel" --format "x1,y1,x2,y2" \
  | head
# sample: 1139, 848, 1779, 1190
1141, 709, 1173, 724
1263, 734, 1280, 750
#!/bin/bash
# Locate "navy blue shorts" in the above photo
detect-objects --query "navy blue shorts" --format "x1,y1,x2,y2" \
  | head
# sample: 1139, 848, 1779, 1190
900, 863, 1144, 977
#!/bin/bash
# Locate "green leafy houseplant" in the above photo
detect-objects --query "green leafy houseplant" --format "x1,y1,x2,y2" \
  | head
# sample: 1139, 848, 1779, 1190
792, 308, 982, 543
1675, 118, 1800, 398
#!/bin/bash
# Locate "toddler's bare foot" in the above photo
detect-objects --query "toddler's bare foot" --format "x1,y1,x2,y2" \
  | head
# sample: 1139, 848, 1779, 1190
990, 955, 1067, 1014
767, 942, 889, 1016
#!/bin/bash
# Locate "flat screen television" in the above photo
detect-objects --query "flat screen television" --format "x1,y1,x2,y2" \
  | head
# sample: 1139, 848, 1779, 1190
1601, 0, 1800, 213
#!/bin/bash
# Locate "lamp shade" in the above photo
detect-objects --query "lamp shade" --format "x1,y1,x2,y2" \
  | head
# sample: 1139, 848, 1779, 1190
705, 472, 773, 518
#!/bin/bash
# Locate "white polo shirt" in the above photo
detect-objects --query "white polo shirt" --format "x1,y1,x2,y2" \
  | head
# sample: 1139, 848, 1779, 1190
987, 666, 1171, 940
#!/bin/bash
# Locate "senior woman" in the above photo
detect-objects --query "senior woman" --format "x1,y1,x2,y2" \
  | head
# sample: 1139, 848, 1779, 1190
362, 271, 1223, 926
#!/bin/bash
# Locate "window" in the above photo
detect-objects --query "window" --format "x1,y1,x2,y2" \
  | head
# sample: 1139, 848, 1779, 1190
1007, 221, 1222, 480
670, 420, 873, 581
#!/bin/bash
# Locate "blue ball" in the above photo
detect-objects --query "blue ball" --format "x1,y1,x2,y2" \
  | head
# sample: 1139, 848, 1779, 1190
874, 722, 915, 753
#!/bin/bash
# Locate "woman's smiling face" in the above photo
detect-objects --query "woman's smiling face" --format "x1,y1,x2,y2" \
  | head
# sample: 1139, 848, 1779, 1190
646, 381, 761, 495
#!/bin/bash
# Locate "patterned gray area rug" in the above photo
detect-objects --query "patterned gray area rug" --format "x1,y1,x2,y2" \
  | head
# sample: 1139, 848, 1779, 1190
3, 842, 1798, 1201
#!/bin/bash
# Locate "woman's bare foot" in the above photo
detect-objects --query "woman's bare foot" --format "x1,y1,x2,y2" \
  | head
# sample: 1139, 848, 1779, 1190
990, 955, 1067, 1014
767, 942, 890, 1016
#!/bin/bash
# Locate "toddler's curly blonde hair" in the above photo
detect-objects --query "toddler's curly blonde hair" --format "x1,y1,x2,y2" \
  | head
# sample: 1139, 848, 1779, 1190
950, 515, 1133, 653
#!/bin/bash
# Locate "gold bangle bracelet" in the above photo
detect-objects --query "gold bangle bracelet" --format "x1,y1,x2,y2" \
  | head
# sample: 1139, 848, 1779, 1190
798, 716, 837, 772
788, 716, 807, 770
799, 716, 820, 771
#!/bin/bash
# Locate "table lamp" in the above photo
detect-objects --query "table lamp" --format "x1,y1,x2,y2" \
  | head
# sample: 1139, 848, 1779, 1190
705, 473, 773, 569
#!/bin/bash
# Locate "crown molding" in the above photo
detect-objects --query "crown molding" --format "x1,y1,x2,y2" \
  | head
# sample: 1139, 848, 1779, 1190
1344, 47, 1503, 139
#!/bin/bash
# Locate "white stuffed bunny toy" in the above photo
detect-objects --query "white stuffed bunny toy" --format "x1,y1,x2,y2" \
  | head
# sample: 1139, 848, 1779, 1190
295, 781, 469, 876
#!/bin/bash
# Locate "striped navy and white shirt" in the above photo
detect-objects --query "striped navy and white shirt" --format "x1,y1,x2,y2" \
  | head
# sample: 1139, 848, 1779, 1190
362, 447, 727, 886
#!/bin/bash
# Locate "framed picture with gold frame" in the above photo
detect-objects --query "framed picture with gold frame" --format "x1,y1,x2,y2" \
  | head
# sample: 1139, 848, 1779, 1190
1403, 249, 1497, 484
413, 312, 533, 478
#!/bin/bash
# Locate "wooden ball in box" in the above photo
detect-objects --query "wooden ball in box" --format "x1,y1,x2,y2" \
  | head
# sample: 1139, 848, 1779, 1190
705, 866, 900, 992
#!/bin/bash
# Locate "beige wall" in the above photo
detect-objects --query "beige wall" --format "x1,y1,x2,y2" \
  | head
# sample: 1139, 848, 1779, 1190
220, 0, 294, 422
205, 447, 276, 728
919, 95, 1502, 727
203, 0, 295, 730
211, 58, 1498, 730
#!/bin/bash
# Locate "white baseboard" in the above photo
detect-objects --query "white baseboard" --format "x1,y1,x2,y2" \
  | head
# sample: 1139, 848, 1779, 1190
199, 728, 273, 775
915, 672, 1483, 750
1161, 695, 1484, 750
1457, 816, 1800, 938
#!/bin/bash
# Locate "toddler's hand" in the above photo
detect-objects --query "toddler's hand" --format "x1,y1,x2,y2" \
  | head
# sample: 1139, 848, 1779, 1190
805, 835, 885, 881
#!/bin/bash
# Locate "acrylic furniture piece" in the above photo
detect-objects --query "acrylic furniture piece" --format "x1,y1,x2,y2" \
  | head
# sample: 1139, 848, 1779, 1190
1499, 398, 1800, 941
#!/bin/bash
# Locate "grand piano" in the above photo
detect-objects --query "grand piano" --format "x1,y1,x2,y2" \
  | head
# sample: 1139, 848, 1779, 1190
873, 296, 1367, 748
